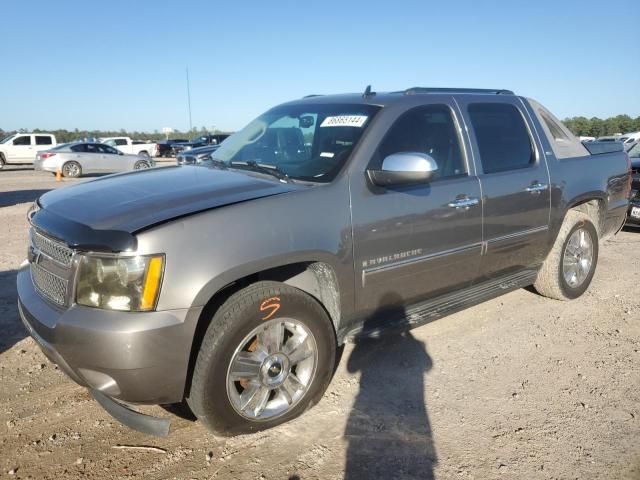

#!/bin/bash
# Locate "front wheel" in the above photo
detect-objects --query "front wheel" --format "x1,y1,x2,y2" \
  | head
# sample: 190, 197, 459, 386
62, 161, 82, 178
133, 160, 150, 170
534, 211, 599, 300
187, 281, 337, 435
0, 154, 5, 170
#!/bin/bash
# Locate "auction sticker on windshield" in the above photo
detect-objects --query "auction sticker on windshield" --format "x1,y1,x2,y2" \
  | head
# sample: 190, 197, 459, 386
320, 115, 368, 128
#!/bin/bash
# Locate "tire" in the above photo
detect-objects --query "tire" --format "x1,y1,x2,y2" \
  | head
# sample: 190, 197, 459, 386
62, 161, 82, 178
533, 210, 599, 300
0, 154, 5, 170
138, 151, 150, 158
187, 281, 337, 436
134, 160, 150, 170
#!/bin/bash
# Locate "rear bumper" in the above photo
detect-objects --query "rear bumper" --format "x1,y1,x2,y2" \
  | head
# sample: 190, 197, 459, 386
17, 267, 202, 405
626, 200, 640, 225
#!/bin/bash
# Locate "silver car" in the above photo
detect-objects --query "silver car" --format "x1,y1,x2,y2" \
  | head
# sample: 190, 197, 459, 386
34, 142, 154, 178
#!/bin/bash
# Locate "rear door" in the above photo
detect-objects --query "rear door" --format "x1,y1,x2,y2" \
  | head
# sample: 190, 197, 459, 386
456, 97, 550, 279
77, 143, 101, 173
34, 135, 54, 156
351, 100, 483, 315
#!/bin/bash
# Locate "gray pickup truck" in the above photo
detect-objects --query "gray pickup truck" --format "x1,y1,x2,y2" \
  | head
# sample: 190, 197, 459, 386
17, 87, 630, 436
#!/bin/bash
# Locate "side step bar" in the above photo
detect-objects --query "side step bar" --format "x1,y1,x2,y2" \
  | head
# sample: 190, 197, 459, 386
342, 269, 538, 342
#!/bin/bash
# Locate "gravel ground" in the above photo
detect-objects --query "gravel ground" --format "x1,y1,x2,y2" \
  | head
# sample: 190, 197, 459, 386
0, 166, 639, 480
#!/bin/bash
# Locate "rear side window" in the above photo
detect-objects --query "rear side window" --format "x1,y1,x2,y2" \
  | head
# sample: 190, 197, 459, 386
35, 136, 53, 145
374, 104, 467, 178
13, 136, 31, 146
539, 111, 569, 141
70, 144, 87, 152
468, 103, 534, 174
115, 139, 127, 146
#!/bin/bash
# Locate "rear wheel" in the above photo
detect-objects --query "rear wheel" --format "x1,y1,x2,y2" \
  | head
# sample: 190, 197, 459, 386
134, 160, 150, 170
138, 151, 150, 158
534, 211, 599, 300
62, 161, 82, 178
188, 281, 337, 435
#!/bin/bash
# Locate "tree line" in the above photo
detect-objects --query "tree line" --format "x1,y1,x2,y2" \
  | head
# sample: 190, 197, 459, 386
562, 115, 640, 138
2, 114, 640, 143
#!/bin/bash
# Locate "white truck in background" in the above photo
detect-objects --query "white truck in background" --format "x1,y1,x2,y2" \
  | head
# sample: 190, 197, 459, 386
101, 137, 158, 158
0, 133, 57, 168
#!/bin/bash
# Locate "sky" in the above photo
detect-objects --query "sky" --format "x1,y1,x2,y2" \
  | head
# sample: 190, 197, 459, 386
2, 0, 639, 133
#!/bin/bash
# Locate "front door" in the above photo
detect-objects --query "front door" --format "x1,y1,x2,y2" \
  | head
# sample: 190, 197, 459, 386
457, 98, 551, 279
351, 102, 483, 317
7, 134, 34, 162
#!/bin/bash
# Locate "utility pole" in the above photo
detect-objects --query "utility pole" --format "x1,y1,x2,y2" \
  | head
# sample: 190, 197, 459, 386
186, 67, 193, 133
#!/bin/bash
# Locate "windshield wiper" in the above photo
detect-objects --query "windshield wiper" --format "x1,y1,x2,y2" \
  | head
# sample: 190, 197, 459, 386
229, 160, 291, 183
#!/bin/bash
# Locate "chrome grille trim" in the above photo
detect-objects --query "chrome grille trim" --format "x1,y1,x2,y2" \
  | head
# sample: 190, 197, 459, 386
31, 230, 73, 267
31, 263, 68, 305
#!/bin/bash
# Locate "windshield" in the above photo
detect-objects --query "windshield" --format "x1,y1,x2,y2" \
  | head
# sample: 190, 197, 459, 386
0, 135, 15, 144
212, 103, 381, 182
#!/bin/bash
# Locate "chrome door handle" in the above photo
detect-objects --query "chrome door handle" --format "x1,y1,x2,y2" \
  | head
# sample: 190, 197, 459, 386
448, 197, 480, 210
525, 182, 548, 194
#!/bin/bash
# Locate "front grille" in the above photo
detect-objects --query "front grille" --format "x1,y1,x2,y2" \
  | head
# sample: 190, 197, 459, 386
31, 263, 68, 305
29, 228, 74, 306
31, 230, 73, 266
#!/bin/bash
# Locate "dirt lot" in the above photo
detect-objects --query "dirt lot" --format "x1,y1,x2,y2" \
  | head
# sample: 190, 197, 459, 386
0, 166, 639, 480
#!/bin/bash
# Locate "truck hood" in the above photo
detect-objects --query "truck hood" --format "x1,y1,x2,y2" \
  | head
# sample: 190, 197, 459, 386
33, 166, 301, 252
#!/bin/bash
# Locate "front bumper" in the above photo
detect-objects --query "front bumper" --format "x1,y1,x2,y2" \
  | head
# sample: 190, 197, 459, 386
17, 266, 202, 405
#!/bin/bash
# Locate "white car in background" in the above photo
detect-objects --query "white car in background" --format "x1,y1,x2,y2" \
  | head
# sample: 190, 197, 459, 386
101, 137, 158, 158
34, 142, 154, 178
0, 133, 57, 168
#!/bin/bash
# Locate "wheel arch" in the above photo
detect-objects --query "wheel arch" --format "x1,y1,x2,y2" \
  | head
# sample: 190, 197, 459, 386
565, 195, 607, 235
183, 260, 342, 399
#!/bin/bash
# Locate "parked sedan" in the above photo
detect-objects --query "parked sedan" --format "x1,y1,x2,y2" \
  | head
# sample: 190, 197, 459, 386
176, 144, 220, 165
34, 142, 155, 178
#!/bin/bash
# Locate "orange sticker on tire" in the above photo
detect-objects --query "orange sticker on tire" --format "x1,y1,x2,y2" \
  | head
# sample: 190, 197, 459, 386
260, 297, 281, 320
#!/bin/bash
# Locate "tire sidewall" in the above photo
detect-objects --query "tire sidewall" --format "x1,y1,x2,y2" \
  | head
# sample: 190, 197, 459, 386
63, 161, 81, 178
134, 160, 149, 170
190, 284, 336, 434
558, 219, 599, 299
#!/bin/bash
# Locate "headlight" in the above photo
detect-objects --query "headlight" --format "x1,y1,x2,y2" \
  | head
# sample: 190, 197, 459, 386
75, 254, 164, 311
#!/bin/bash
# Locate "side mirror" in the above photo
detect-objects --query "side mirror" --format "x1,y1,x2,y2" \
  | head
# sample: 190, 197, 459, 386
367, 152, 438, 187
119, 151, 124, 155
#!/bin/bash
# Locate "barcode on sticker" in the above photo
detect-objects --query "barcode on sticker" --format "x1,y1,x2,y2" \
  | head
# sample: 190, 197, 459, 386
320, 115, 368, 128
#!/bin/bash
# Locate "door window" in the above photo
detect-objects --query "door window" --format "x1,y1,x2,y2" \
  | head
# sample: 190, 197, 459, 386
35, 136, 53, 145
373, 104, 467, 179
114, 139, 127, 146
70, 144, 87, 153
468, 103, 535, 173
97, 144, 120, 154
13, 136, 31, 146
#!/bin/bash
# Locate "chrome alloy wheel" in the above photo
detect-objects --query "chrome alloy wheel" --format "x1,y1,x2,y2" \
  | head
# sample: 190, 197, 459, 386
63, 163, 80, 177
562, 227, 594, 288
226, 318, 318, 421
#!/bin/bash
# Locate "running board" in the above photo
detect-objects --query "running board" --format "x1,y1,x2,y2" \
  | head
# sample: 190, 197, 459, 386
341, 269, 538, 342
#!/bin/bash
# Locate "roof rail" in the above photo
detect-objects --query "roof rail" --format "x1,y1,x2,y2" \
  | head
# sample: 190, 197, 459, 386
403, 87, 514, 96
